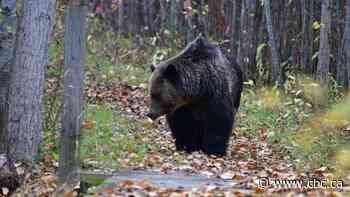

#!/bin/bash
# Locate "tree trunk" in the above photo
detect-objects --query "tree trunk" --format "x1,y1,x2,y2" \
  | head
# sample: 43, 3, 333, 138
58, 2, 87, 184
143, 0, 156, 35
4, 0, 56, 161
316, 0, 330, 105
129, 0, 140, 36
264, 0, 282, 87
237, 0, 262, 81
159, 0, 167, 31
118, 0, 124, 38
301, 0, 314, 73
184, 0, 195, 42
168, 0, 178, 33
231, 0, 241, 58
0, 0, 16, 153
208, 0, 225, 39
331, 0, 344, 78
336, 0, 350, 90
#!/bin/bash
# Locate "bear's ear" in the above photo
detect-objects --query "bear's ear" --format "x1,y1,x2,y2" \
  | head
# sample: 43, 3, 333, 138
194, 34, 206, 47
150, 64, 156, 72
189, 34, 206, 51
183, 34, 214, 61
163, 64, 180, 85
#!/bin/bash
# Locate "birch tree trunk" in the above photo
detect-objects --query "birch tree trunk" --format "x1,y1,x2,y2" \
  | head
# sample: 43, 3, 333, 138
58, 1, 87, 184
316, 0, 330, 105
4, 0, 56, 161
264, 0, 282, 87
336, 0, 350, 90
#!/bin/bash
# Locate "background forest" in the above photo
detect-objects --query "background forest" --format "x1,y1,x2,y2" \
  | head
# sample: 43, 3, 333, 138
0, 0, 349, 196
89, 0, 350, 89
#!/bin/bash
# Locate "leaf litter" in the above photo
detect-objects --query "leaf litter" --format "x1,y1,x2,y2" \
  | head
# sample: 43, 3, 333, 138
9, 79, 349, 197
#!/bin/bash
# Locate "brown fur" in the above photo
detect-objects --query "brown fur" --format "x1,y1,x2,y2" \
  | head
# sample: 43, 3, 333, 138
147, 35, 243, 155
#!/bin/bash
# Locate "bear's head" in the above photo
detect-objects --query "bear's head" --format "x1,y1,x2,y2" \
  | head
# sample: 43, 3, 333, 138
146, 63, 185, 120
146, 35, 215, 120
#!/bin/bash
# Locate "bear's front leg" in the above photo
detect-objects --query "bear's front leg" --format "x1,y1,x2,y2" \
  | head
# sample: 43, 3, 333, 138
166, 106, 200, 152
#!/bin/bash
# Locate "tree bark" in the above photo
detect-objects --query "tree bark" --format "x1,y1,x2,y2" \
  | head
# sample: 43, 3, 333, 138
208, 0, 225, 39
159, 0, 167, 31
129, 0, 140, 36
336, 0, 350, 90
142, 0, 156, 35
58, 2, 87, 184
237, 0, 262, 81
301, 0, 314, 73
316, 0, 330, 105
118, 0, 124, 38
231, 0, 241, 58
0, 0, 16, 153
168, 0, 178, 32
4, 0, 56, 161
184, 0, 195, 42
264, 0, 282, 87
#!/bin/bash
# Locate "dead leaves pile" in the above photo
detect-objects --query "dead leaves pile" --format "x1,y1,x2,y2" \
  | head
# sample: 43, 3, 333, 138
85, 81, 148, 118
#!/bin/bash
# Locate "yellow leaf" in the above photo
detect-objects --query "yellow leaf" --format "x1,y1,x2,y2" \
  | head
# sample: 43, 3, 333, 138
142, 119, 155, 129
312, 21, 321, 30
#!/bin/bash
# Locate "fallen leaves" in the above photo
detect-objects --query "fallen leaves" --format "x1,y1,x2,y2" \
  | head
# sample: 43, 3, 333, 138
14, 80, 350, 196
82, 119, 94, 129
1, 188, 9, 196
41, 175, 57, 185
219, 171, 235, 180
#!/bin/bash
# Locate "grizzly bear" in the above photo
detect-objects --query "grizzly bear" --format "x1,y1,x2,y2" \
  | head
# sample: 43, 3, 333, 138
146, 35, 243, 156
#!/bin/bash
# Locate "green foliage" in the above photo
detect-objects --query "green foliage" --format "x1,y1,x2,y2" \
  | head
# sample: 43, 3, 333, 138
238, 77, 349, 172
86, 53, 150, 85
329, 75, 344, 103
48, 40, 63, 63
256, 43, 268, 82
41, 42, 64, 160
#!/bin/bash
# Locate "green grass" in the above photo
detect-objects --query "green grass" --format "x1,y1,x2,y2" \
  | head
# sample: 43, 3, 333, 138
237, 84, 350, 174
80, 104, 151, 170
43, 35, 153, 169
85, 48, 150, 86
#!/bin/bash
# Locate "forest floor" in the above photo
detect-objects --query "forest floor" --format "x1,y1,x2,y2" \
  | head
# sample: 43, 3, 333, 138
10, 77, 349, 197
80, 82, 349, 196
